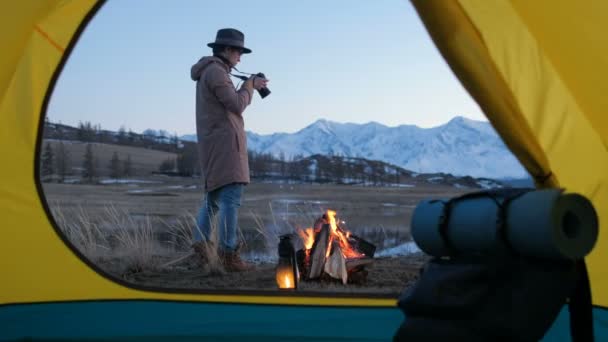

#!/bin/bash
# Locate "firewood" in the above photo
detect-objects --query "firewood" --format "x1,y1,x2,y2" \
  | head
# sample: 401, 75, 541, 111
324, 242, 348, 284
348, 234, 377, 257
345, 257, 374, 272
308, 223, 330, 279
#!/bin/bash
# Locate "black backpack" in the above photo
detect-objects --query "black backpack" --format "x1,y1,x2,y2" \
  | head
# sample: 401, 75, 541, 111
394, 190, 594, 342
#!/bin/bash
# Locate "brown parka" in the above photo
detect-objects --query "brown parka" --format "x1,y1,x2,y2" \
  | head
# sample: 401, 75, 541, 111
191, 56, 253, 192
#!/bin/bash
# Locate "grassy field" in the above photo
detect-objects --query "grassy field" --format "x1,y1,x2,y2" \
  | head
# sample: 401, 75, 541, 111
42, 178, 467, 246
42, 177, 468, 296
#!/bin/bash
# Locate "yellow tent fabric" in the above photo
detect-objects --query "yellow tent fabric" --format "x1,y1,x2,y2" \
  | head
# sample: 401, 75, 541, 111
1, 0, 605, 327
0, 1, 392, 307
412, 0, 607, 307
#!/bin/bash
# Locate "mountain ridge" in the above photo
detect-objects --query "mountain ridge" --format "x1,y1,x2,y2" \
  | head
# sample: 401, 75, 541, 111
180, 116, 528, 179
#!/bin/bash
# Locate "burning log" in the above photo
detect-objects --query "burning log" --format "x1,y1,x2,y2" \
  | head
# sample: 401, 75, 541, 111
345, 257, 373, 272
324, 241, 348, 284
276, 209, 376, 288
308, 224, 330, 279
347, 233, 376, 258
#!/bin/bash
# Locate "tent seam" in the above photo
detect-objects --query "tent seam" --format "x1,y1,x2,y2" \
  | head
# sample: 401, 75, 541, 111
34, 25, 64, 53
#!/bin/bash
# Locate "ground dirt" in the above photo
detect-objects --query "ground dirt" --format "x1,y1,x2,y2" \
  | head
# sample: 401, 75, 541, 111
99, 253, 429, 297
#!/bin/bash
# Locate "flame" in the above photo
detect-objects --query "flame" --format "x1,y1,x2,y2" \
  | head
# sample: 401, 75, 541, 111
297, 227, 315, 250
328, 210, 363, 259
303, 209, 363, 259
297, 227, 314, 265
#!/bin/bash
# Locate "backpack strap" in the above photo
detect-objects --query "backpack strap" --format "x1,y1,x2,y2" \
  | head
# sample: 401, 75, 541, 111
436, 199, 456, 255
569, 260, 594, 342
436, 188, 534, 256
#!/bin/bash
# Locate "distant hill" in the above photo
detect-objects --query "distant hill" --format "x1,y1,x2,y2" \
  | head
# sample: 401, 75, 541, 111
182, 116, 529, 180
41, 120, 510, 189
276, 153, 506, 189
42, 139, 177, 177
40, 138, 505, 190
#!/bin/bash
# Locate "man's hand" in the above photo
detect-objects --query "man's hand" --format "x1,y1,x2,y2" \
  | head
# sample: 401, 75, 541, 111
250, 75, 269, 90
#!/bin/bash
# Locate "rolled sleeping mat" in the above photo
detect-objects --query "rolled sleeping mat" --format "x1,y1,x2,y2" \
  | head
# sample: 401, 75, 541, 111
410, 199, 450, 257
507, 190, 598, 259
411, 196, 507, 257
411, 189, 598, 260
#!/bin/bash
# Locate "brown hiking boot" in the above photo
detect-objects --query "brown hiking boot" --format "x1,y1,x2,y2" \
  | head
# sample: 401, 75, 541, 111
221, 251, 254, 272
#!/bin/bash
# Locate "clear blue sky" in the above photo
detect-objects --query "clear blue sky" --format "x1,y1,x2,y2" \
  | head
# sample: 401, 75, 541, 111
47, 0, 487, 136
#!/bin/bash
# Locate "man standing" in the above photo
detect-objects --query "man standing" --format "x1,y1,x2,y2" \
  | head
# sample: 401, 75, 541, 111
190, 28, 268, 271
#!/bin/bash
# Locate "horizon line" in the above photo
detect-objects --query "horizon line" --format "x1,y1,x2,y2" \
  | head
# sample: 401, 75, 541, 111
47, 114, 489, 137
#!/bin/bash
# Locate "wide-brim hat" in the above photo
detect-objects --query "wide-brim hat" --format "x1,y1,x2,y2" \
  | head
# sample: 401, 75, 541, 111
207, 28, 252, 54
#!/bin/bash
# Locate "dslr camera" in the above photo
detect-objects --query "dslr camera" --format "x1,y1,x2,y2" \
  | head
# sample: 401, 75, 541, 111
232, 72, 271, 99
254, 73, 271, 99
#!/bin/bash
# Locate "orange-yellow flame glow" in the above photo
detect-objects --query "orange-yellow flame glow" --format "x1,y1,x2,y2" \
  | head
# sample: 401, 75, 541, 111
297, 228, 315, 250
297, 209, 364, 260
284, 275, 292, 288
325, 210, 363, 259
276, 264, 295, 289
327, 210, 338, 232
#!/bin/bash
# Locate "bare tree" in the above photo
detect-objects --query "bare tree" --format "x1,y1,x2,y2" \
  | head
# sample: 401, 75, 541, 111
77, 121, 95, 142
55, 141, 71, 182
108, 151, 121, 179
177, 143, 197, 176
117, 126, 127, 145
123, 154, 133, 177
278, 151, 286, 178
159, 157, 175, 173
41, 142, 54, 181
82, 143, 96, 183
333, 156, 345, 183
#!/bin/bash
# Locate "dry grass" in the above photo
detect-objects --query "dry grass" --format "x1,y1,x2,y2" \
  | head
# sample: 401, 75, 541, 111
43, 180, 465, 292
51, 203, 184, 274
102, 204, 163, 272
162, 213, 197, 252
49, 201, 256, 276
50, 201, 110, 258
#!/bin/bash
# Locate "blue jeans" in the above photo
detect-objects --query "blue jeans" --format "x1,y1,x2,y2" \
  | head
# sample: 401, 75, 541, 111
194, 183, 243, 252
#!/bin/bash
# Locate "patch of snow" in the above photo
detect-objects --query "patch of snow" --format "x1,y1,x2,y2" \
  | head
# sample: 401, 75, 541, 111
99, 179, 162, 185
166, 185, 197, 189
44, 139, 79, 144
241, 251, 278, 264
375, 241, 421, 257
126, 189, 153, 194
273, 199, 329, 205
476, 179, 502, 189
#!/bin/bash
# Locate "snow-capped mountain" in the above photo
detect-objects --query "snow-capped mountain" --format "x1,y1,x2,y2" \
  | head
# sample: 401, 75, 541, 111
181, 116, 528, 179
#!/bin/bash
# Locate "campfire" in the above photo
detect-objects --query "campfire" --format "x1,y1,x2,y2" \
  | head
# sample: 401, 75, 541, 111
276, 210, 376, 289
